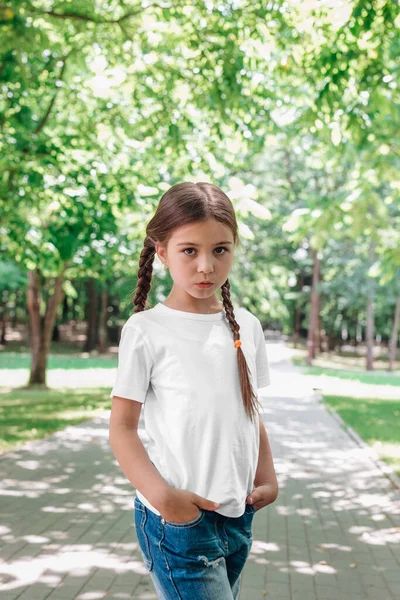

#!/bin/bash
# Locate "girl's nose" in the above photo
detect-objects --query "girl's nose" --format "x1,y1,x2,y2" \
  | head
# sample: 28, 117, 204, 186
197, 260, 214, 274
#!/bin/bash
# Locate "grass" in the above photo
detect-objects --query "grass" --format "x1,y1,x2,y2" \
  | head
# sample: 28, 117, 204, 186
1, 345, 399, 481
0, 352, 117, 370
321, 394, 400, 477
291, 358, 400, 386
289, 351, 400, 477
0, 387, 111, 454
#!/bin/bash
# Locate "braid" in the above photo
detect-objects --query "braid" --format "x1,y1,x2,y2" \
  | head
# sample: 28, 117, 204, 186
132, 237, 156, 313
221, 279, 261, 422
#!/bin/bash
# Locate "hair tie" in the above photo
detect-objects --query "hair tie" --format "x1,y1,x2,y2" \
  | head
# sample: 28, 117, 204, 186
234, 340, 242, 348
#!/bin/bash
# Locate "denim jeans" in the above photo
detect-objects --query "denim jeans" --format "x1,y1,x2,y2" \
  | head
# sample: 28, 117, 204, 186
134, 495, 255, 600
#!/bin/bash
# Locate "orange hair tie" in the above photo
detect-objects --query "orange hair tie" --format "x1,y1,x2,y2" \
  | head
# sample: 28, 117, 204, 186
234, 340, 242, 348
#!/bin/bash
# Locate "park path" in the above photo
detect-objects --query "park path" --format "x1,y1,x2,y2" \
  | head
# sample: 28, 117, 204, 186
0, 341, 399, 600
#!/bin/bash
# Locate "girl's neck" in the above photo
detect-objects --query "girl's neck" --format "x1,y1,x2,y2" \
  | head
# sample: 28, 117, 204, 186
162, 297, 223, 315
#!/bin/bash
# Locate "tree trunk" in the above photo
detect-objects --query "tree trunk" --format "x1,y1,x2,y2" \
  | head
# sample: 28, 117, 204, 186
1, 300, 7, 344
389, 293, 400, 371
293, 272, 303, 348
11, 291, 18, 328
84, 278, 98, 352
62, 294, 69, 321
98, 287, 108, 354
52, 324, 60, 342
366, 295, 374, 371
327, 333, 335, 352
27, 267, 66, 386
307, 249, 320, 366
316, 293, 324, 353
314, 293, 321, 357
366, 239, 375, 371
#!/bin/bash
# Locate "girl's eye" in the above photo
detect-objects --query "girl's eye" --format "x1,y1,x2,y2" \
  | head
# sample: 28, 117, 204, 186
183, 247, 229, 256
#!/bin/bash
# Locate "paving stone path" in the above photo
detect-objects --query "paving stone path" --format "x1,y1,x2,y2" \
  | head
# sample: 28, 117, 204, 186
1, 341, 399, 599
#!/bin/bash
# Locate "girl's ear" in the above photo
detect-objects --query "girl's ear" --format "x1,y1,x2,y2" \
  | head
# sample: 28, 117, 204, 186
155, 242, 167, 266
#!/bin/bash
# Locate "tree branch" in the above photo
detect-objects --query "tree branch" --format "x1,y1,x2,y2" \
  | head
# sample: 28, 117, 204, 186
33, 55, 69, 135
29, 4, 160, 24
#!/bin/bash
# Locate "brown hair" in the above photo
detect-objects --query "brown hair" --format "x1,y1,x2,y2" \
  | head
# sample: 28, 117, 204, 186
132, 181, 261, 421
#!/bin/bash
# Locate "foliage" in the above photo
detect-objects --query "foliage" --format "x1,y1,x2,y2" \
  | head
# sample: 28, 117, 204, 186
0, 0, 399, 346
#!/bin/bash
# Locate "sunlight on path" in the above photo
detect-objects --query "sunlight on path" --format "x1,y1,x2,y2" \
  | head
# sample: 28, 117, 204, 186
1, 341, 399, 599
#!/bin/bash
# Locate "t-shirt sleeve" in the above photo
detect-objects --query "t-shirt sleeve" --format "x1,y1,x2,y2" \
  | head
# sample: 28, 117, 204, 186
255, 319, 271, 388
109, 324, 153, 403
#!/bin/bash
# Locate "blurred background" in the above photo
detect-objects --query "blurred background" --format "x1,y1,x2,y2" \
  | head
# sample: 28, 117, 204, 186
0, 1, 399, 473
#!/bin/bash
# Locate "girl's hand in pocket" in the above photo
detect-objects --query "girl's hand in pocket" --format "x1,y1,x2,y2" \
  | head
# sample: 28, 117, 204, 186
246, 483, 278, 512
159, 488, 220, 523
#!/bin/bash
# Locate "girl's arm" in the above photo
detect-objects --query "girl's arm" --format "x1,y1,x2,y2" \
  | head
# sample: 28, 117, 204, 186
109, 396, 221, 519
254, 418, 278, 497
109, 396, 171, 511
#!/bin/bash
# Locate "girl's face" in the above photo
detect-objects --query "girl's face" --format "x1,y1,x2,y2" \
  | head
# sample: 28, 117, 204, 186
156, 219, 235, 302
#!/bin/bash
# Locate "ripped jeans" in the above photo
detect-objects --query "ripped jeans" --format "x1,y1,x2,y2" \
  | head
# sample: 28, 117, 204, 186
134, 495, 255, 600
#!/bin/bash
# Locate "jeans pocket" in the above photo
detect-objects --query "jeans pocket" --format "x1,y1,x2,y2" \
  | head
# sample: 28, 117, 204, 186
244, 503, 256, 515
134, 495, 145, 512
163, 508, 205, 528
242, 503, 255, 539
134, 502, 153, 571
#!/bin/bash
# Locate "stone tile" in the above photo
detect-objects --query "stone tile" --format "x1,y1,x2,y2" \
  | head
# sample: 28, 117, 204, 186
1, 351, 399, 600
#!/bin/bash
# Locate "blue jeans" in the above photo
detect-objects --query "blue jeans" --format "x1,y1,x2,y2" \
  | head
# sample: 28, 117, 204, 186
134, 495, 255, 600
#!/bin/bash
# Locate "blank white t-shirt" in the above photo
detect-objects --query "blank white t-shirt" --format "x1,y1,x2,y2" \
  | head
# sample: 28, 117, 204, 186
110, 302, 271, 518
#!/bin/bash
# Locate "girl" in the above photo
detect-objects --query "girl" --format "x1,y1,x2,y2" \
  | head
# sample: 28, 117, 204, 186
109, 182, 278, 600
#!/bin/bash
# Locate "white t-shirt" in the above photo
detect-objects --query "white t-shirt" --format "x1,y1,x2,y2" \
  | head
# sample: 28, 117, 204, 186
110, 301, 271, 518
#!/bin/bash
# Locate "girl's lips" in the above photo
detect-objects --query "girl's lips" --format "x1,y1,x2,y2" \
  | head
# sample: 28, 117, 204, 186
196, 282, 213, 287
